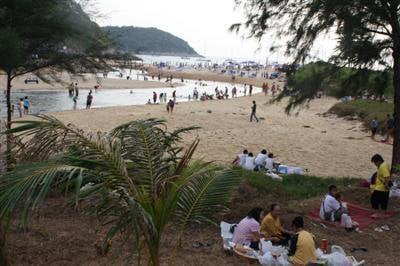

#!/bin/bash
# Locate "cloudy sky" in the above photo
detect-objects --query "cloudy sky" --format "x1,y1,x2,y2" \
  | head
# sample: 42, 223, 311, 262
95, 0, 336, 61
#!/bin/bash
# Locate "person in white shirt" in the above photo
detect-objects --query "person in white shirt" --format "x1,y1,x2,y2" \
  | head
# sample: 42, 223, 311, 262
233, 149, 248, 167
255, 149, 268, 170
265, 153, 275, 172
319, 185, 357, 231
244, 152, 256, 170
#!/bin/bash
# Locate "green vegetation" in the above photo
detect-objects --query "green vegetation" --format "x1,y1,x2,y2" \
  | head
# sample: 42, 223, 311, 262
0, 116, 241, 266
237, 168, 358, 200
330, 100, 394, 131
102, 26, 200, 56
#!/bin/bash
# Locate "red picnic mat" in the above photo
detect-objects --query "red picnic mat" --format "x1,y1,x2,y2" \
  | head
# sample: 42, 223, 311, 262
308, 202, 396, 229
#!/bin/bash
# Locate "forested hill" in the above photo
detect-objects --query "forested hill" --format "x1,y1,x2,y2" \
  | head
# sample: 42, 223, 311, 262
102, 26, 200, 57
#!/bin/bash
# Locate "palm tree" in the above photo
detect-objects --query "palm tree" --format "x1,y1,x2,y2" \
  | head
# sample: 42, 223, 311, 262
0, 115, 242, 265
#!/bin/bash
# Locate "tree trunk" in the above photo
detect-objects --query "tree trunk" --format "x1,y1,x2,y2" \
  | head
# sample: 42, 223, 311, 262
392, 47, 400, 172
0, 221, 7, 266
0, 72, 12, 266
5, 73, 13, 172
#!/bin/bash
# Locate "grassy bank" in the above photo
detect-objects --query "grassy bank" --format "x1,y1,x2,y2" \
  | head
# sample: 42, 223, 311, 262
237, 168, 358, 200
329, 100, 394, 131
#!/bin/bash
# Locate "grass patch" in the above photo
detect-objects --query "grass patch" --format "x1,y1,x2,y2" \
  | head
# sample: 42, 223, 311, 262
236, 168, 359, 201
329, 100, 393, 132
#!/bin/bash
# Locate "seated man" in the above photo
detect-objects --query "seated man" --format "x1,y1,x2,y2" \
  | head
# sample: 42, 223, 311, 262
265, 153, 275, 172
261, 203, 293, 246
254, 149, 268, 170
288, 216, 316, 265
319, 185, 357, 231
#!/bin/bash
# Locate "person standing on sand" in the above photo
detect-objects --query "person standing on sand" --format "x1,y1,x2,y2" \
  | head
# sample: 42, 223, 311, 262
153, 91, 157, 104
250, 100, 259, 122
249, 84, 253, 96
370, 154, 391, 219
384, 114, 394, 143
167, 99, 175, 114
17, 98, 23, 117
86, 90, 93, 109
244, 85, 247, 96
371, 117, 379, 140
23, 96, 30, 115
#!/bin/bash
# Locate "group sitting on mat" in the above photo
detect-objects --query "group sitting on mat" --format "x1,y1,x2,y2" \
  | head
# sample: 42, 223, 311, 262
232, 205, 316, 265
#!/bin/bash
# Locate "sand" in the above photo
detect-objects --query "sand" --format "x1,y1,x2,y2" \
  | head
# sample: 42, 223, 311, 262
49, 92, 392, 179
1, 72, 174, 91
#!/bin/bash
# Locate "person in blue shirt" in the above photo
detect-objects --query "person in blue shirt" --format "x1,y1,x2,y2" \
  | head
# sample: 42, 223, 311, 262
23, 96, 30, 115
371, 117, 379, 140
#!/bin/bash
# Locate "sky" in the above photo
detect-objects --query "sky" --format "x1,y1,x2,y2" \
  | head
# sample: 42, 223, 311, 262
94, 0, 336, 62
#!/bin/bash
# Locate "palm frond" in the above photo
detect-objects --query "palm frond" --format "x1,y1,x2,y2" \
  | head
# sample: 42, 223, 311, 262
0, 162, 86, 224
174, 166, 243, 229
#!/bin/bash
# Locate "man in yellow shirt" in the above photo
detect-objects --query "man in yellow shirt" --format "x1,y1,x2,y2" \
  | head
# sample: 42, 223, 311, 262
288, 216, 316, 266
260, 203, 293, 246
370, 154, 391, 218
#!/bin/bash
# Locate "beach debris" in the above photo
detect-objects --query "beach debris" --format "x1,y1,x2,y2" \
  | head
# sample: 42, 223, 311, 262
319, 223, 328, 229
351, 247, 368, 253
321, 130, 327, 133
207, 110, 212, 113
302, 125, 311, 128
259, 117, 265, 120
380, 225, 390, 231
374, 227, 383, 232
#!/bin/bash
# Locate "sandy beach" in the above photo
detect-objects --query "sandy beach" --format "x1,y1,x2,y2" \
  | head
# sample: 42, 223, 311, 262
49, 91, 392, 179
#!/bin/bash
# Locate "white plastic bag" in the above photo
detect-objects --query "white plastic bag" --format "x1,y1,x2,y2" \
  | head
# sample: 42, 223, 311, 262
261, 240, 273, 254
323, 252, 352, 266
258, 252, 290, 266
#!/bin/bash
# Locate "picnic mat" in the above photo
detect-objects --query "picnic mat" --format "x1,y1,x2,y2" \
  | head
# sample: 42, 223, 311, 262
308, 202, 396, 229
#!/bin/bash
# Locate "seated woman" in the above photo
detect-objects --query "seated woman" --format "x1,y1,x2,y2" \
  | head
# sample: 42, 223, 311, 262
232, 207, 264, 250
288, 216, 316, 265
260, 204, 293, 246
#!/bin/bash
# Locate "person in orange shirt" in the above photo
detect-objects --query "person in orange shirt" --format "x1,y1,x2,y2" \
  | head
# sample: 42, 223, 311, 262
260, 203, 293, 246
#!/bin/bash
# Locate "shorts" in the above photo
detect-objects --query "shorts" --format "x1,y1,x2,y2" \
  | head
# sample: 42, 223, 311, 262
370, 190, 389, 210
372, 128, 378, 134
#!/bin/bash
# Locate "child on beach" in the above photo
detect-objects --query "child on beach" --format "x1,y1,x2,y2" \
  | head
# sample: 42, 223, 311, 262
17, 98, 23, 117
371, 117, 379, 140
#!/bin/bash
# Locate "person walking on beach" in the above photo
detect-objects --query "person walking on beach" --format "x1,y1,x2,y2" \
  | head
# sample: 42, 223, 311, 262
73, 95, 78, 110
250, 100, 259, 122
371, 117, 379, 140
153, 91, 157, 104
86, 90, 93, 109
244, 85, 247, 96
167, 99, 175, 114
23, 96, 30, 115
172, 90, 176, 102
249, 84, 253, 96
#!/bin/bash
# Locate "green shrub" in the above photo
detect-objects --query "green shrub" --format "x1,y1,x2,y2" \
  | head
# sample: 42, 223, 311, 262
236, 168, 358, 200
